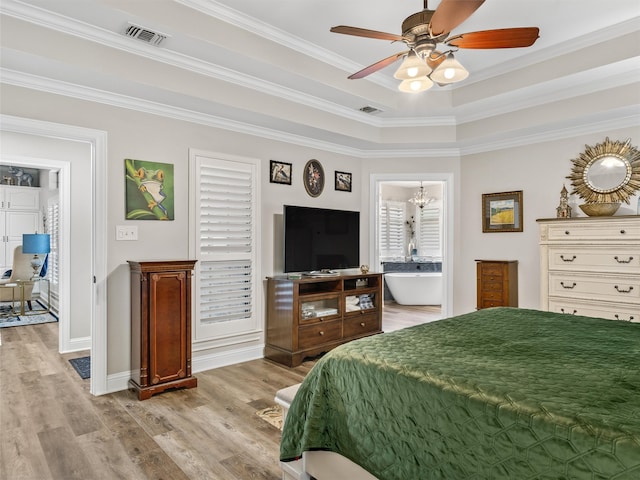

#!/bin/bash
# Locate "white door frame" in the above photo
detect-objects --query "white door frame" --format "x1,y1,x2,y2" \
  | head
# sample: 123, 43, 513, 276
370, 173, 454, 318
0, 114, 108, 395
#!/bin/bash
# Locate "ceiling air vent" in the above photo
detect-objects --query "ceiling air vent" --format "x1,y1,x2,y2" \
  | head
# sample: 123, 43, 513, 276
123, 23, 168, 47
359, 106, 382, 114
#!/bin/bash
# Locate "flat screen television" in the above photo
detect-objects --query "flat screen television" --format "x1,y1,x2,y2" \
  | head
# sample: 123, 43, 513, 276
283, 205, 360, 273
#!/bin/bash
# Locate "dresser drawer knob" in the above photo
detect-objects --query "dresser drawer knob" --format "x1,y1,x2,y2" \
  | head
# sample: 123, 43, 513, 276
560, 255, 576, 262
620, 229, 626, 234
360, 322, 366, 327
561, 308, 577, 315
614, 285, 634, 294
564, 230, 570, 235
615, 314, 635, 322
614, 256, 633, 264
319, 331, 325, 336
560, 281, 577, 289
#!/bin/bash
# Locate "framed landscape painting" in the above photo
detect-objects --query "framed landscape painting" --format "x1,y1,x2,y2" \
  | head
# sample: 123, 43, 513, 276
482, 190, 523, 233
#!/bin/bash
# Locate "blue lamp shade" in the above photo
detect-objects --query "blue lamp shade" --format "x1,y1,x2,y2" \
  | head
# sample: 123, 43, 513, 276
22, 234, 51, 254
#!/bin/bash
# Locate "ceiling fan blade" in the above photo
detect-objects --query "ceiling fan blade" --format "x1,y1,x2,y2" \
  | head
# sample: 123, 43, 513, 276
330, 26, 404, 42
429, 0, 486, 36
447, 27, 540, 49
426, 51, 446, 70
348, 51, 409, 79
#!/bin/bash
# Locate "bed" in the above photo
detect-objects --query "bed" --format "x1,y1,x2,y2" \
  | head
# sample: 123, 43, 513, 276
280, 307, 640, 479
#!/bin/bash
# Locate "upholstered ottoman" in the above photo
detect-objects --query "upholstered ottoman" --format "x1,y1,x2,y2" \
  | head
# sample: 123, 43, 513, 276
275, 384, 306, 480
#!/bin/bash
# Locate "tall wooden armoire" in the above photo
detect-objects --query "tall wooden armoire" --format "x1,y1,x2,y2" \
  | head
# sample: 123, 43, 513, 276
128, 260, 197, 400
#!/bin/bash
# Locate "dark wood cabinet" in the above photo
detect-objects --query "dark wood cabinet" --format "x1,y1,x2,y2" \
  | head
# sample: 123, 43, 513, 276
475, 260, 518, 309
128, 260, 197, 400
265, 273, 383, 367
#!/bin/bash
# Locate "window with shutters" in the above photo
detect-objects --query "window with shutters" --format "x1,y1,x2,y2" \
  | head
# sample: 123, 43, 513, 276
46, 200, 59, 305
379, 201, 406, 259
417, 204, 442, 258
190, 152, 260, 341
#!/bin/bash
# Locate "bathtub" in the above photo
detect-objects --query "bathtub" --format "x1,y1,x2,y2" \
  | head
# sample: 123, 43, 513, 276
384, 272, 443, 306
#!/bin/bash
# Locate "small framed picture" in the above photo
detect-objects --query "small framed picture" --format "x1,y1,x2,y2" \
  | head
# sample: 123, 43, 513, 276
482, 190, 523, 233
270, 160, 292, 185
335, 171, 352, 192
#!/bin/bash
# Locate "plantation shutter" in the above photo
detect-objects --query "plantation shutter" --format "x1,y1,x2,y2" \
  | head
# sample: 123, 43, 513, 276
418, 205, 442, 257
380, 201, 405, 259
46, 201, 59, 306
191, 153, 260, 341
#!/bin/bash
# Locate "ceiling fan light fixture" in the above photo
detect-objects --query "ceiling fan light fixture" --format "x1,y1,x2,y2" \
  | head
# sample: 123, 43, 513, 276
398, 77, 433, 93
429, 52, 469, 84
393, 51, 431, 80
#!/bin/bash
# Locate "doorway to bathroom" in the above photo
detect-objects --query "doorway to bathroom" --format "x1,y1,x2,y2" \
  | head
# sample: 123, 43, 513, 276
370, 173, 453, 329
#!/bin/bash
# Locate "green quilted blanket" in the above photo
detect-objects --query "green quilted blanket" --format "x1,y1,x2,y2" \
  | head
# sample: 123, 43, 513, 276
280, 308, 640, 479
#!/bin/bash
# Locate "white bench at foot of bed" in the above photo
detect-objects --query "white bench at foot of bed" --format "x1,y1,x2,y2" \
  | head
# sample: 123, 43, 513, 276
275, 384, 377, 480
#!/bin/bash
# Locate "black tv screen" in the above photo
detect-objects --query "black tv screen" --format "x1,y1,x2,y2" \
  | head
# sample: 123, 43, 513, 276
283, 205, 360, 273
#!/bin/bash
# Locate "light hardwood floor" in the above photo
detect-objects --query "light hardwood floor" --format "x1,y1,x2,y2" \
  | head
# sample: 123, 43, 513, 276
0, 303, 439, 480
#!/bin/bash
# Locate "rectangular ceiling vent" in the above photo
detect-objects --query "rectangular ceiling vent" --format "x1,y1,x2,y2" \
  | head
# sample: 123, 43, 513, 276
359, 106, 383, 114
123, 23, 168, 47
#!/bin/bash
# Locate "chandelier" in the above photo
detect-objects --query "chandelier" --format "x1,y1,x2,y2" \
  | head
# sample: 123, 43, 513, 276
408, 182, 435, 209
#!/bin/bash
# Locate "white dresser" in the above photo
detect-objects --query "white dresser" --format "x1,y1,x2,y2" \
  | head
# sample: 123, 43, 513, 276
537, 216, 640, 322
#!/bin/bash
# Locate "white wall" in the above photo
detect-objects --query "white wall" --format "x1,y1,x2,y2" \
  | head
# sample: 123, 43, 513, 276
457, 127, 640, 314
1, 82, 638, 385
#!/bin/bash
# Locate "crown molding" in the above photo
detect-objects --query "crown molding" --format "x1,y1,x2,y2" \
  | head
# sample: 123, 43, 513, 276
4, 69, 637, 160
463, 17, 640, 87
0, 0, 400, 127
455, 57, 640, 124
176, 0, 398, 91
2, 68, 447, 158
459, 106, 640, 156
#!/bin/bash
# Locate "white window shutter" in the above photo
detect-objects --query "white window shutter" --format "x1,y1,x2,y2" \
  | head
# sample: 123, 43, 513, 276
379, 201, 406, 258
190, 154, 260, 340
418, 205, 442, 257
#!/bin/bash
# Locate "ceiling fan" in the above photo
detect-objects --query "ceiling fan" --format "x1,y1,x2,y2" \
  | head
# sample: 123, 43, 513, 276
330, 0, 540, 92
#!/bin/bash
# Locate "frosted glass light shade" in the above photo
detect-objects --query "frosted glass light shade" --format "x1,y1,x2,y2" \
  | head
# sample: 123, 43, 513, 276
393, 51, 431, 80
398, 77, 433, 93
430, 53, 469, 84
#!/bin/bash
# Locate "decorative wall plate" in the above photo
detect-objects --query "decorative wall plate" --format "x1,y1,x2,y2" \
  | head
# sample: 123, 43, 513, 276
303, 159, 324, 197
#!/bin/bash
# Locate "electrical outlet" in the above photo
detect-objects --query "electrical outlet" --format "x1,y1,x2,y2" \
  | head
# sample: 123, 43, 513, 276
116, 225, 138, 241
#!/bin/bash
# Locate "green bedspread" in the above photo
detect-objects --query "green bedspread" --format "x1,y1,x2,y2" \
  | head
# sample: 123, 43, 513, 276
280, 308, 640, 479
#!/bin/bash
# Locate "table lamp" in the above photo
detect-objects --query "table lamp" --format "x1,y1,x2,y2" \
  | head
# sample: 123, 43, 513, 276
22, 233, 51, 278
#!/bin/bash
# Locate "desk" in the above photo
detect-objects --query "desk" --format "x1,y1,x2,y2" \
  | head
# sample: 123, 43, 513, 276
0, 282, 19, 317
17, 278, 50, 316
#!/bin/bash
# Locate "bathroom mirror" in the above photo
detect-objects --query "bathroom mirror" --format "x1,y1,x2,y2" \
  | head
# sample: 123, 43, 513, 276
567, 137, 640, 204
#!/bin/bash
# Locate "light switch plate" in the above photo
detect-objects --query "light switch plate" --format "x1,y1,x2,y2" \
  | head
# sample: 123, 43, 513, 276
116, 225, 138, 241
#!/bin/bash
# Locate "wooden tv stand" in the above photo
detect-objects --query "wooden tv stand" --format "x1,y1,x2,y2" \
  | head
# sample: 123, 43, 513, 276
265, 273, 383, 367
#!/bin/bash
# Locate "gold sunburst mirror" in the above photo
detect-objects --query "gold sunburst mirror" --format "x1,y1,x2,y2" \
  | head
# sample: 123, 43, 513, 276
566, 137, 640, 215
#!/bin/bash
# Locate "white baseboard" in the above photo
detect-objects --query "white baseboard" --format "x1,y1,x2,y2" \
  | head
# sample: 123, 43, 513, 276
105, 345, 265, 394
60, 335, 91, 353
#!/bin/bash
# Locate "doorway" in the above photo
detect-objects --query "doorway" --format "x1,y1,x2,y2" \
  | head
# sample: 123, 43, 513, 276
0, 115, 108, 395
370, 173, 454, 323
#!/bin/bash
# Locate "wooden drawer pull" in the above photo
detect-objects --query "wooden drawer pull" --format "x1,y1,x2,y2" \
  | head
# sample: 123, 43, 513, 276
615, 314, 635, 322
614, 285, 634, 294
614, 256, 633, 264
560, 281, 576, 289
560, 255, 576, 262
561, 308, 577, 315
